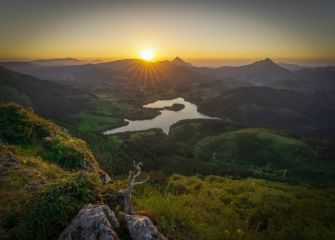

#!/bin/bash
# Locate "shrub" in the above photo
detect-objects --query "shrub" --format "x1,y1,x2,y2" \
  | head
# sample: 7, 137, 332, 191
40, 139, 85, 170
0, 103, 52, 145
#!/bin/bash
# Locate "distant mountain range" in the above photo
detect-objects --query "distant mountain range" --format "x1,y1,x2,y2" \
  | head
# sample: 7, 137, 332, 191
30, 58, 100, 66
0, 58, 207, 87
1, 57, 335, 139
0, 57, 320, 86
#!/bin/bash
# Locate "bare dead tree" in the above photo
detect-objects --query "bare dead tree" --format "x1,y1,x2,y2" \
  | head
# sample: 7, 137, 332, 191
119, 161, 149, 215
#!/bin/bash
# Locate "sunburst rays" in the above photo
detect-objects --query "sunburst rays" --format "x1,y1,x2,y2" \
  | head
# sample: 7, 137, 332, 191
126, 60, 168, 90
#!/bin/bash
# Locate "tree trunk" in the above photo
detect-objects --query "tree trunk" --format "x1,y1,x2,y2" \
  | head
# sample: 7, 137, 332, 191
123, 188, 133, 215
120, 161, 149, 215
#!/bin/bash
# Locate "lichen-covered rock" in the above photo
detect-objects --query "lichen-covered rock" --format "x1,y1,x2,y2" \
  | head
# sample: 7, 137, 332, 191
58, 204, 120, 240
119, 212, 167, 240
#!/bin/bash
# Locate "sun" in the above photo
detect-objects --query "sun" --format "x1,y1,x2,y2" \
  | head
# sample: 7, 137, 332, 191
140, 48, 154, 61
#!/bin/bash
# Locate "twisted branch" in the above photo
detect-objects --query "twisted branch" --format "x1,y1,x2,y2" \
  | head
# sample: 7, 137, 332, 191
120, 161, 150, 214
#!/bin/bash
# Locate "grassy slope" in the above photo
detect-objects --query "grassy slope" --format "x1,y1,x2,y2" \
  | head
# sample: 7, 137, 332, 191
0, 103, 102, 171
135, 174, 335, 240
0, 147, 101, 240
0, 104, 104, 240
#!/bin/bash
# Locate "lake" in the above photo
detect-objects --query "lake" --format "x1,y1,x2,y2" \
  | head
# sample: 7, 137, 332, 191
103, 97, 216, 135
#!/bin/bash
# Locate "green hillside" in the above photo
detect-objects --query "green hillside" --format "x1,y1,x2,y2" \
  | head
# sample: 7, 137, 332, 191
171, 120, 335, 185
192, 127, 335, 185
92, 119, 334, 185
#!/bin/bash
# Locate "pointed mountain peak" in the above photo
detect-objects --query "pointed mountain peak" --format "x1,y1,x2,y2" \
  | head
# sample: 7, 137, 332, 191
171, 57, 192, 66
247, 58, 290, 74
252, 58, 279, 66
172, 57, 185, 63
263, 58, 274, 63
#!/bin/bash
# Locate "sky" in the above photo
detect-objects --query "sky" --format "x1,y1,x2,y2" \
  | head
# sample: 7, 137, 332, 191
0, 0, 334, 66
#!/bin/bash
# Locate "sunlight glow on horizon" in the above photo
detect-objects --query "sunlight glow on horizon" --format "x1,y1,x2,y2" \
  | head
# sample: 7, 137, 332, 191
0, 1, 334, 66
140, 48, 154, 61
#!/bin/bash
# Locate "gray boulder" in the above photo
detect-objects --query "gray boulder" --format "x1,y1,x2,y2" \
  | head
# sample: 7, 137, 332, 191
119, 212, 167, 240
58, 204, 120, 240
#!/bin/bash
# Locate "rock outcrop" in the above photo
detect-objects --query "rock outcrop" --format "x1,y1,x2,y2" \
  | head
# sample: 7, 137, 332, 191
58, 204, 120, 240
58, 204, 168, 240
119, 212, 167, 240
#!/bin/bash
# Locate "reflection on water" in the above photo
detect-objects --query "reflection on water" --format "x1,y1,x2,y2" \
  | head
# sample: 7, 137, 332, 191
103, 97, 216, 135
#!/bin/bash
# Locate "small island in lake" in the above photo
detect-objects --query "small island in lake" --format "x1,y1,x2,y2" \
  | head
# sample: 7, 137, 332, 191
164, 103, 185, 111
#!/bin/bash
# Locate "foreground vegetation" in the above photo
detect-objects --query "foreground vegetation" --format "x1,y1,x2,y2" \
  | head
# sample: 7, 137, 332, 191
135, 174, 335, 240
0, 104, 105, 239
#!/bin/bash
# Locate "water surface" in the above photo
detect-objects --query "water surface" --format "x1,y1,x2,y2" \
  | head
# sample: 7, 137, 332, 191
103, 97, 216, 135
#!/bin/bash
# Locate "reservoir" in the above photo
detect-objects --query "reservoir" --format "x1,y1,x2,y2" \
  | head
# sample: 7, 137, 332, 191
103, 97, 216, 135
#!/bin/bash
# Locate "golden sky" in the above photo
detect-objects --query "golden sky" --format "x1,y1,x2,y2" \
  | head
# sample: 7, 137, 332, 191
1, 0, 334, 66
